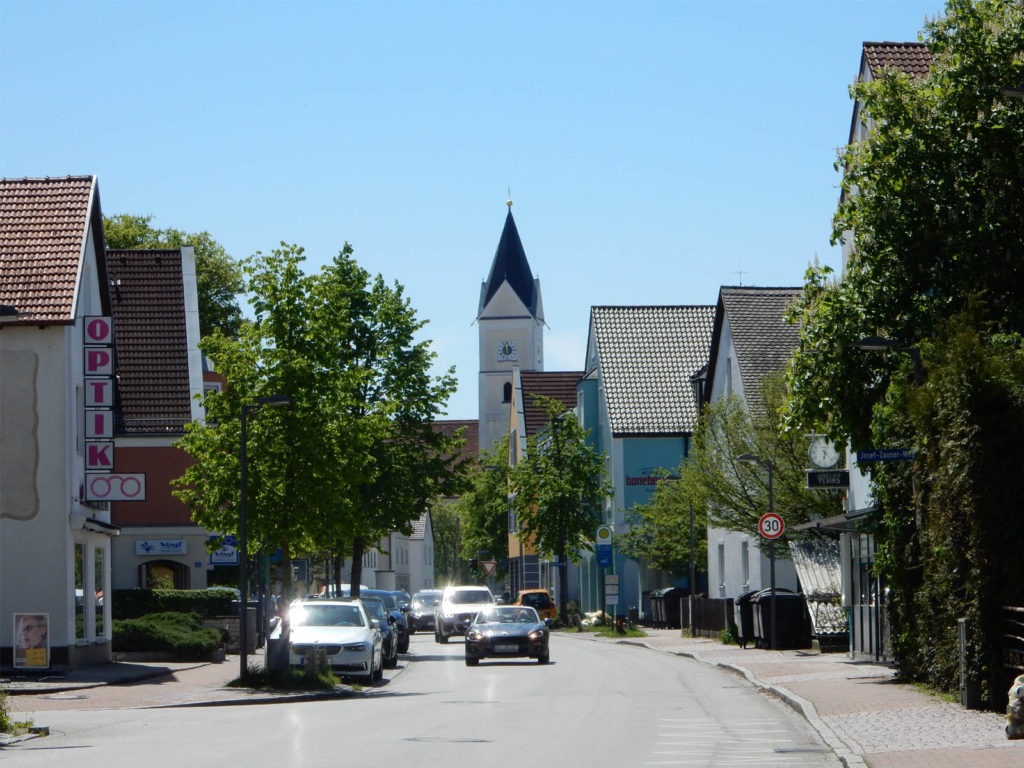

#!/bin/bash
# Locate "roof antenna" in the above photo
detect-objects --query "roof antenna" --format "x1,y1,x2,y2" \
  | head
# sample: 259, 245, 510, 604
507, 186, 513, 209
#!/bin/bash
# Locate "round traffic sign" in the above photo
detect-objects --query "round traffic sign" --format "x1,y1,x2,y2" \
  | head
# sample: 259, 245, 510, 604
758, 512, 785, 540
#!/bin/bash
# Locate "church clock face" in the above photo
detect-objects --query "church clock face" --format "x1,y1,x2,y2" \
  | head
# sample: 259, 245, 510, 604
497, 339, 518, 362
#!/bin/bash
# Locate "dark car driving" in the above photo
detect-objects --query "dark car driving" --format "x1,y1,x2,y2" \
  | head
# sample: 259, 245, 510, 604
464, 605, 550, 666
408, 589, 443, 633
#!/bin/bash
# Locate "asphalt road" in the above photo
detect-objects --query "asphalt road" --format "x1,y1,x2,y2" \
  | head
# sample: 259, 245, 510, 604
2, 632, 841, 767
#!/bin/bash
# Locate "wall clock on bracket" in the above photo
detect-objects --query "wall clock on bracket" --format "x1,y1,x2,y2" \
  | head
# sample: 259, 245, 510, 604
497, 339, 518, 362
808, 436, 840, 468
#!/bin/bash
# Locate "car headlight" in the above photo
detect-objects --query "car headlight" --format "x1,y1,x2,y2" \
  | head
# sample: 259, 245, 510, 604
465, 630, 484, 641
343, 642, 370, 652
528, 630, 545, 641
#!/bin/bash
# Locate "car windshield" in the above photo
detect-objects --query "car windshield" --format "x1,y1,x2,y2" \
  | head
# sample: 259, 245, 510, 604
451, 590, 493, 605
365, 590, 398, 610
521, 592, 552, 608
360, 598, 387, 621
291, 603, 366, 628
474, 607, 538, 625
413, 594, 441, 609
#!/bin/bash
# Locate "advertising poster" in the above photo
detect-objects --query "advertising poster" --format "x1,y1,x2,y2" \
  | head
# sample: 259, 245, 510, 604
14, 613, 49, 668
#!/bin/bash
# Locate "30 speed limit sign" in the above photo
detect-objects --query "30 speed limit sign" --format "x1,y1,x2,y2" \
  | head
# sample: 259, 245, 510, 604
758, 512, 785, 540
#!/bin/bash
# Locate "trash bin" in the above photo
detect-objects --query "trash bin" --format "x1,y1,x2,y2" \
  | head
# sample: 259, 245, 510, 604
650, 587, 686, 629
733, 590, 759, 649
650, 589, 666, 628
751, 588, 809, 649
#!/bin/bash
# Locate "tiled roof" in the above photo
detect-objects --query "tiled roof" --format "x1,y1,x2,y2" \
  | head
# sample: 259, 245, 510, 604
479, 209, 538, 316
590, 305, 715, 436
520, 370, 583, 437
409, 511, 428, 540
433, 419, 479, 464
710, 287, 802, 420
0, 176, 106, 325
862, 42, 932, 80
107, 249, 193, 434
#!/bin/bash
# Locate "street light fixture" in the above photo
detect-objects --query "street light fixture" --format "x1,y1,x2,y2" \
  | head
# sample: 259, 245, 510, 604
239, 394, 291, 681
736, 453, 777, 651
853, 335, 921, 384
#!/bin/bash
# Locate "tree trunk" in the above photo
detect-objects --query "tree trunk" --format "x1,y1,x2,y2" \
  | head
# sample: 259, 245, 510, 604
350, 535, 365, 596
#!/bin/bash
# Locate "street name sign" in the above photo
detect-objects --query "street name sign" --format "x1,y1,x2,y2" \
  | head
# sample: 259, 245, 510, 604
856, 448, 916, 462
806, 469, 850, 489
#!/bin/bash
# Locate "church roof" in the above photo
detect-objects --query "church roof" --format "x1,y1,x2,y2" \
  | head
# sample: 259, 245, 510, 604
479, 209, 537, 316
589, 305, 715, 436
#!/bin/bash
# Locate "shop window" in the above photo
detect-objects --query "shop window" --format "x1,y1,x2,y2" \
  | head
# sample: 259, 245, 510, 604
94, 547, 105, 637
75, 543, 86, 640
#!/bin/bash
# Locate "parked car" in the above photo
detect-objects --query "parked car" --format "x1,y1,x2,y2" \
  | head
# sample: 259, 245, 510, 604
391, 589, 412, 609
360, 595, 399, 669
361, 588, 410, 653
435, 585, 495, 643
408, 589, 443, 633
286, 599, 383, 683
464, 605, 550, 665
513, 588, 558, 623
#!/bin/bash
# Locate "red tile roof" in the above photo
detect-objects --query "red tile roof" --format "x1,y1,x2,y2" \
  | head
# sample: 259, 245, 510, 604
0, 176, 106, 325
107, 249, 193, 433
433, 419, 479, 463
519, 370, 583, 437
862, 42, 932, 80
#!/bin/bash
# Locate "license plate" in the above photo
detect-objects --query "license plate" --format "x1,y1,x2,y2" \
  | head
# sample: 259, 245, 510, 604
495, 644, 518, 653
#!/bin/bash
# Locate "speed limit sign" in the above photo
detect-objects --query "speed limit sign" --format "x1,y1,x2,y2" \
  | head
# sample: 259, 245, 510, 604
758, 512, 785, 540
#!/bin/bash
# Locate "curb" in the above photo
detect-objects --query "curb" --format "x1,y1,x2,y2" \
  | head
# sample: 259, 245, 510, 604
610, 636, 868, 768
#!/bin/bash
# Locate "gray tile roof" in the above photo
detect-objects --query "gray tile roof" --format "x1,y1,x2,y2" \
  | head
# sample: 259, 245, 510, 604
707, 287, 803, 420
0, 176, 108, 325
107, 249, 193, 434
590, 305, 715, 436
409, 511, 428, 541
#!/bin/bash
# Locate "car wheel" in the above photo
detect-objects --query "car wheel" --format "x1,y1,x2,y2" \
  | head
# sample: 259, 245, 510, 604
537, 651, 550, 664
398, 637, 410, 654
465, 656, 479, 666
439, 632, 449, 644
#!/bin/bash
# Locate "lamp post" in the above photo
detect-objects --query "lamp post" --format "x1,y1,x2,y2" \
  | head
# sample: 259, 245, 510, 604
737, 453, 776, 651
239, 394, 291, 681
853, 336, 921, 384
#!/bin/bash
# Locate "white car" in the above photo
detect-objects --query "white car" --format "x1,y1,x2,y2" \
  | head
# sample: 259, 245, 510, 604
435, 585, 495, 643
287, 599, 383, 683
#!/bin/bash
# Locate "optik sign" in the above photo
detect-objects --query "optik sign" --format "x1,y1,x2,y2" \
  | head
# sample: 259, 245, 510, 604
83, 316, 146, 502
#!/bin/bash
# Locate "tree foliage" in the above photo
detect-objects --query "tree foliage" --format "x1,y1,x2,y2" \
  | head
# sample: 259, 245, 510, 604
785, 0, 1024, 701
622, 373, 842, 575
455, 437, 511, 581
103, 214, 244, 338
172, 242, 466, 595
509, 397, 613, 566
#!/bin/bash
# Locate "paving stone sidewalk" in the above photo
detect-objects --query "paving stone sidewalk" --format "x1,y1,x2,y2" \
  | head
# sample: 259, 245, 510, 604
611, 629, 1024, 768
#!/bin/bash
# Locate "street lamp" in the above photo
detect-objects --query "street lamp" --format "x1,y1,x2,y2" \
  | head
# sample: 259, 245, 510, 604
736, 453, 777, 651
239, 394, 291, 681
853, 336, 921, 384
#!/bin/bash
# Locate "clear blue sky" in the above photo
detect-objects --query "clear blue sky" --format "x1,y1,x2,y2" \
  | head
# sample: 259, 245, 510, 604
1, 0, 944, 420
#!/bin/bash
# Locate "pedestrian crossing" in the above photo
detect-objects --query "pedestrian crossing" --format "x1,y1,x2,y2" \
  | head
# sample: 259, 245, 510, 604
644, 717, 836, 766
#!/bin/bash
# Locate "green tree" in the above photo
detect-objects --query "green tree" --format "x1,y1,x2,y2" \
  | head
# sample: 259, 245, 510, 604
509, 396, 613, 616
456, 437, 511, 583
622, 374, 841, 576
173, 242, 466, 596
104, 214, 244, 338
785, 0, 1024, 700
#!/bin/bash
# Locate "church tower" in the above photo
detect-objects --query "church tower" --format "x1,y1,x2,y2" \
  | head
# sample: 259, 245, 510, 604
477, 201, 544, 454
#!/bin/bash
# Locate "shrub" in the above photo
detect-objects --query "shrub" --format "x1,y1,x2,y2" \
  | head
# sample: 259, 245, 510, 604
112, 588, 236, 620
113, 611, 225, 659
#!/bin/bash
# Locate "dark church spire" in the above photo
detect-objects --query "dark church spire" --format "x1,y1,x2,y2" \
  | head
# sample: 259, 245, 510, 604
480, 206, 537, 316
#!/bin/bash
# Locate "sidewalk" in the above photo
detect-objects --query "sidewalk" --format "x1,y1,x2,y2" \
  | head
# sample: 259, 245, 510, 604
606, 629, 1022, 768
3, 631, 1023, 767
